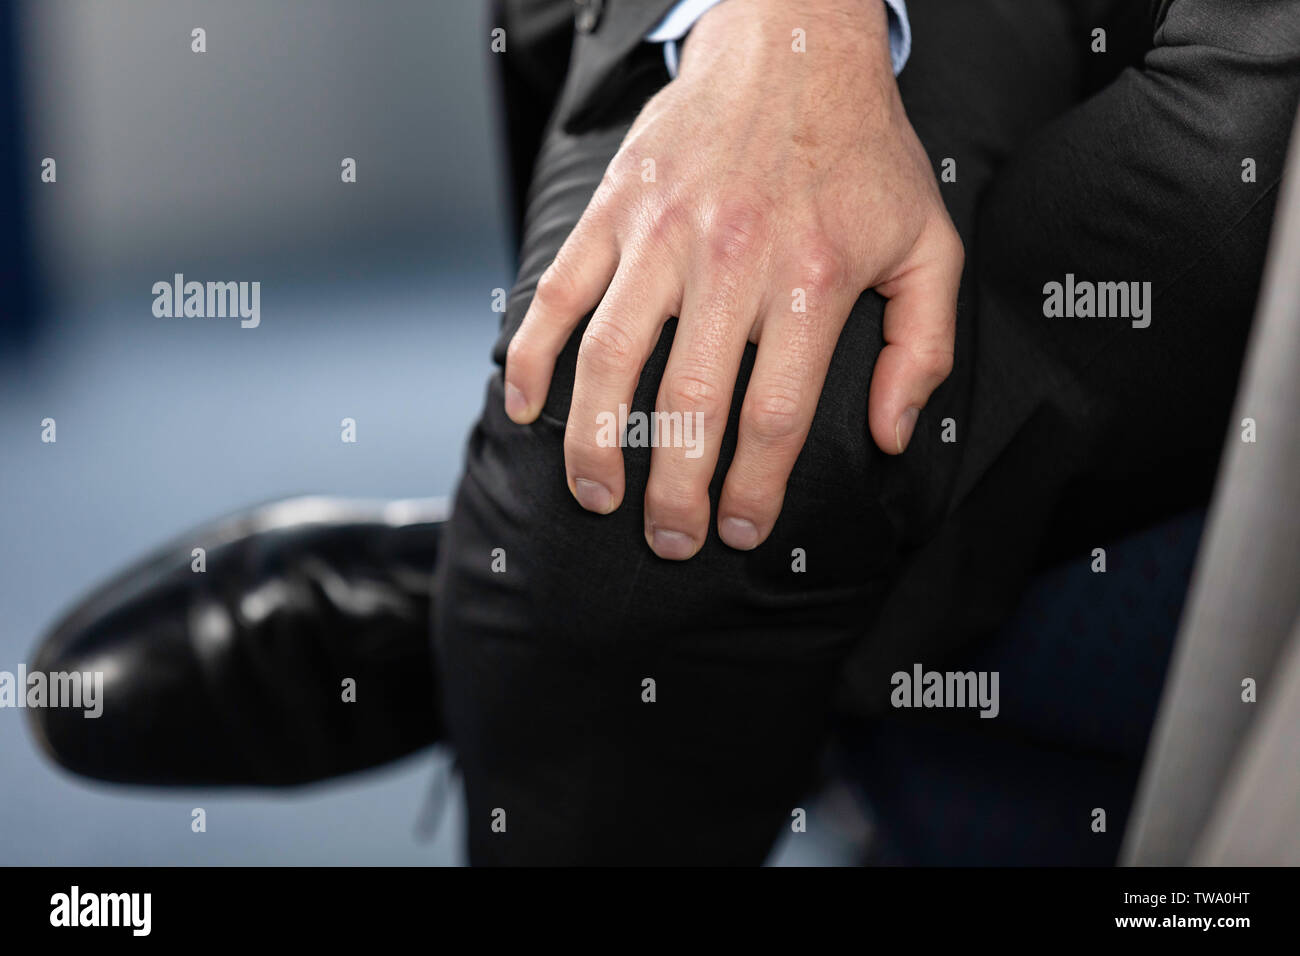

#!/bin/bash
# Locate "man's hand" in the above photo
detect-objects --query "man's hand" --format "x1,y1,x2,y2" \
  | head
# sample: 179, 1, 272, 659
503, 0, 962, 560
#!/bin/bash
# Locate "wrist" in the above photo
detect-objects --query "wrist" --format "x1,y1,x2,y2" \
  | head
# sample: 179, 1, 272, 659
679, 0, 891, 80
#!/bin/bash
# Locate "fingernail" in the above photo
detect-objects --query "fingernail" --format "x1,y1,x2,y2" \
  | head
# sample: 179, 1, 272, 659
573, 478, 613, 513
651, 528, 695, 560
895, 406, 921, 454
504, 382, 529, 422
719, 516, 760, 550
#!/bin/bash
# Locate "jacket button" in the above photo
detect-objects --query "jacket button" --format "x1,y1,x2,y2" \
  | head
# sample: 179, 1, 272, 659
574, 0, 603, 34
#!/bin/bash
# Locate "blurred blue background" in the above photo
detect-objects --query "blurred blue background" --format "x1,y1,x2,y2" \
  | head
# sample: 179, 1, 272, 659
0, 0, 506, 866
0, 0, 844, 866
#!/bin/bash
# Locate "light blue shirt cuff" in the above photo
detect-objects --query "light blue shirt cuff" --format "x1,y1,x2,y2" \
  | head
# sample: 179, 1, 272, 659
648, 0, 911, 78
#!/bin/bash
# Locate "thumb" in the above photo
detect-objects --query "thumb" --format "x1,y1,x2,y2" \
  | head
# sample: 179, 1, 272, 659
868, 228, 963, 454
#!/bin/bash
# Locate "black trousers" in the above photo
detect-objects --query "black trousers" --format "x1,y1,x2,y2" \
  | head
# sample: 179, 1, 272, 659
435, 0, 1300, 864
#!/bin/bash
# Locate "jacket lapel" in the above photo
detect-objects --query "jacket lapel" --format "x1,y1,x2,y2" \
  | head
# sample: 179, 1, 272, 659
557, 0, 680, 133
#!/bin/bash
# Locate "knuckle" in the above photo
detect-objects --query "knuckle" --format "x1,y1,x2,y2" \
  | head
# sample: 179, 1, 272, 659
919, 345, 955, 382
645, 478, 701, 523
642, 198, 688, 248
533, 260, 583, 315
589, 155, 624, 202
579, 319, 639, 376
799, 237, 847, 296
744, 388, 804, 445
663, 370, 725, 415
602, 151, 638, 193
505, 331, 532, 372
706, 197, 769, 268
934, 221, 965, 270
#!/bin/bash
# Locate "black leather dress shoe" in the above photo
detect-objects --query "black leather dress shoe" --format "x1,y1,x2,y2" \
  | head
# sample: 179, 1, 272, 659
28, 496, 444, 786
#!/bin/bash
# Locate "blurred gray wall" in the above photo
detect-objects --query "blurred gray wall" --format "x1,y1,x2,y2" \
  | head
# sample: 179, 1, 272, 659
19, 0, 511, 303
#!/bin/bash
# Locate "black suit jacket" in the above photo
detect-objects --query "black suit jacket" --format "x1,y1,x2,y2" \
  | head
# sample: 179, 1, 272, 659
556, 0, 679, 131
523, 0, 1180, 135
